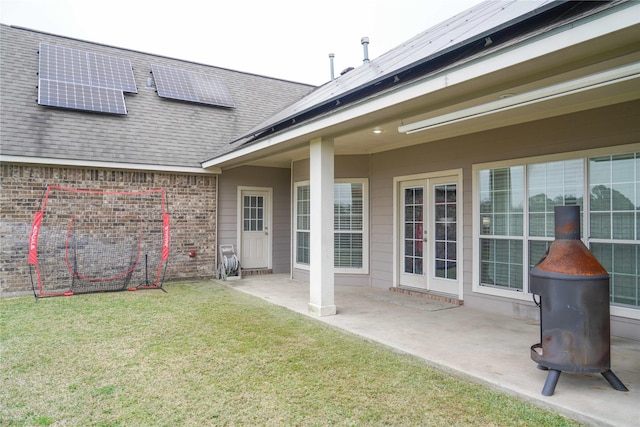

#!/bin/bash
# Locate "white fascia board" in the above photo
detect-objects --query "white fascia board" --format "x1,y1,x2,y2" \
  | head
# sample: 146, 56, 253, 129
399, 63, 640, 133
0, 155, 220, 174
202, 3, 640, 167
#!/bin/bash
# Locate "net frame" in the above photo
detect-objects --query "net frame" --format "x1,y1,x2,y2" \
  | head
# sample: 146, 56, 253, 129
29, 185, 170, 298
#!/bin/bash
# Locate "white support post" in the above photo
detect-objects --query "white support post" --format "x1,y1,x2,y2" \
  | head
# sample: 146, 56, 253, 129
308, 137, 336, 316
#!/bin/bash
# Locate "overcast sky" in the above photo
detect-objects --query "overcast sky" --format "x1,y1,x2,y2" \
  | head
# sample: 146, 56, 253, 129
0, 0, 481, 86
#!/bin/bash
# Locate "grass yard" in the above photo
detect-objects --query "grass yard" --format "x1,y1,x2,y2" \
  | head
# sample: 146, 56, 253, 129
1, 281, 580, 426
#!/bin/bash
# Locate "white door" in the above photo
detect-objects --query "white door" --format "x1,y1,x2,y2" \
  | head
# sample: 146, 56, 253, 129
240, 189, 271, 269
398, 176, 459, 295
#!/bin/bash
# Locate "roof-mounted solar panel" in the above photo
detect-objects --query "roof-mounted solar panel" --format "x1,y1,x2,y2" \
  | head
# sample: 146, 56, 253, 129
37, 42, 136, 115
86, 52, 138, 93
39, 43, 137, 93
151, 64, 235, 108
38, 43, 91, 86
38, 79, 127, 115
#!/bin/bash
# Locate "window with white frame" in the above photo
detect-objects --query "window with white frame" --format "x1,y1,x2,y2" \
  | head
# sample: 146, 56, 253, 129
294, 180, 368, 273
295, 184, 311, 265
478, 166, 525, 291
589, 153, 639, 307
476, 150, 639, 310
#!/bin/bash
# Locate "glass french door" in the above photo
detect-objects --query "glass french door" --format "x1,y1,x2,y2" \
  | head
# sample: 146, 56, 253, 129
399, 176, 459, 295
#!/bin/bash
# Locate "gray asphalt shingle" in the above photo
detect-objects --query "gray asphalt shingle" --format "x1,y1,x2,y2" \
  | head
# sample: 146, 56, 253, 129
0, 24, 315, 169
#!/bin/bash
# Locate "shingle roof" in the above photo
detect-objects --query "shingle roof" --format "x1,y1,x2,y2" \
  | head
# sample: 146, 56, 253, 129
0, 25, 315, 169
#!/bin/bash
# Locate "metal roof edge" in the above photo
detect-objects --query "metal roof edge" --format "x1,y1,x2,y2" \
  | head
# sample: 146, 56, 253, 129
215, 0, 626, 155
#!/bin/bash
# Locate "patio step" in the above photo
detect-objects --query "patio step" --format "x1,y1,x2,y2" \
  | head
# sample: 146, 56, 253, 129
389, 287, 463, 306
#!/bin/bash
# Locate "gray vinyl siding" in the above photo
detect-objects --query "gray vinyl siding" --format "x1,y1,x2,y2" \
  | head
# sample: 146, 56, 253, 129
291, 103, 638, 335
368, 101, 639, 331
218, 166, 291, 274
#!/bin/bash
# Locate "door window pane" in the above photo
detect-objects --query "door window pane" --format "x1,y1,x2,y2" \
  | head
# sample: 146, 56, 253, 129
404, 187, 424, 275
434, 184, 457, 280
243, 196, 264, 232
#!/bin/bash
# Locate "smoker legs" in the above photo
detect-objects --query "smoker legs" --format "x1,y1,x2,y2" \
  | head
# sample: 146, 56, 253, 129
540, 369, 629, 396
541, 369, 561, 396
602, 370, 629, 392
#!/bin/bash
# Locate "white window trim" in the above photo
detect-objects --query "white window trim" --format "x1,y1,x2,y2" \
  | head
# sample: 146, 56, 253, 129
293, 179, 369, 274
472, 143, 640, 319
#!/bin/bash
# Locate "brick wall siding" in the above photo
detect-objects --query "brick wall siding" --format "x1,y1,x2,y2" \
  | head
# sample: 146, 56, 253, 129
0, 164, 217, 295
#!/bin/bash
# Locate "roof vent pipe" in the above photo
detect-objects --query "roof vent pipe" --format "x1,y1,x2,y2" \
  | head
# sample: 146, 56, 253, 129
361, 37, 370, 63
329, 53, 335, 80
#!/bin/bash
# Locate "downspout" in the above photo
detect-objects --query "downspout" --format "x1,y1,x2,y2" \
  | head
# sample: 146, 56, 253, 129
215, 173, 219, 278
290, 159, 294, 279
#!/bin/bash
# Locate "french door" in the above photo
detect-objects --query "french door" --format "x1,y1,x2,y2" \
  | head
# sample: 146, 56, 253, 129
399, 175, 460, 295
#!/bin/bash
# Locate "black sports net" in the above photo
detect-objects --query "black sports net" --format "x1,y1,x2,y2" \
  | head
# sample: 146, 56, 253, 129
29, 186, 169, 297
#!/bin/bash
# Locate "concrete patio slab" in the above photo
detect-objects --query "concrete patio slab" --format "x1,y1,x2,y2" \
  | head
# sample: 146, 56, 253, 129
218, 274, 640, 427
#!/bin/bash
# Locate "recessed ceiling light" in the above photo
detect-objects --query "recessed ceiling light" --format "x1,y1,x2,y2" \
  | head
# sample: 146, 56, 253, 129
373, 129, 383, 134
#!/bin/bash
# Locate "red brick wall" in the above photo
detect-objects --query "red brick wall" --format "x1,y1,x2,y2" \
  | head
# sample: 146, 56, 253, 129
0, 164, 217, 295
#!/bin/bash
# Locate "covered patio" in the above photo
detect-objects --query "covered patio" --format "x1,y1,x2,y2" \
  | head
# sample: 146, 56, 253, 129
219, 274, 639, 427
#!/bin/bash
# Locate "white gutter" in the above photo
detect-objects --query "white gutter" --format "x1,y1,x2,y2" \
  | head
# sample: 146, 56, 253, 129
0, 155, 221, 174
201, 2, 639, 168
398, 63, 640, 134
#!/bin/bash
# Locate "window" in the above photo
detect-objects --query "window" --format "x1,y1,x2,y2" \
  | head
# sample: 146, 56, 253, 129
479, 166, 524, 290
528, 159, 584, 269
334, 182, 364, 269
294, 180, 369, 273
589, 154, 639, 307
295, 184, 310, 265
475, 149, 639, 312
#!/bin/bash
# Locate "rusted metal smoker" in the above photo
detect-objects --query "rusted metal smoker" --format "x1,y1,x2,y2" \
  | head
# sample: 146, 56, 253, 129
530, 205, 628, 396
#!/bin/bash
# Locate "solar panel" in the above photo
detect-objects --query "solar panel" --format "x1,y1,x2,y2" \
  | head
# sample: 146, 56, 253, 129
151, 64, 235, 108
37, 43, 136, 115
39, 43, 137, 93
86, 52, 137, 93
38, 79, 127, 115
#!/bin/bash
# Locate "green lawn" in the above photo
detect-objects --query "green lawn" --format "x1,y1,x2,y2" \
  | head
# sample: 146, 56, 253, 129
1, 281, 581, 426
